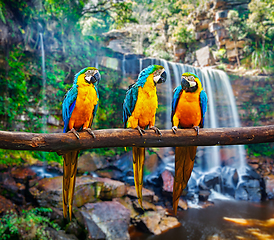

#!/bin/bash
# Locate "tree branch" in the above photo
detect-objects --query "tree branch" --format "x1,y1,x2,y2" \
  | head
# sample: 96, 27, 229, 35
0, 125, 274, 153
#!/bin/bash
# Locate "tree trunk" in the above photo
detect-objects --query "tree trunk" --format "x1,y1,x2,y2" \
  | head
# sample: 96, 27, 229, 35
0, 126, 273, 153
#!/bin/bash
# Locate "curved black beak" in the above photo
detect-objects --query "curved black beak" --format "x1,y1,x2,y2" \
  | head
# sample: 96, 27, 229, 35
158, 71, 167, 84
91, 72, 101, 84
181, 77, 190, 90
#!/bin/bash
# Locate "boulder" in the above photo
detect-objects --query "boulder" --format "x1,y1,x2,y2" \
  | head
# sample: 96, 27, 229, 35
11, 167, 36, 184
178, 198, 188, 210
0, 195, 16, 214
144, 153, 159, 173
161, 170, 174, 194
265, 175, 274, 199
47, 229, 78, 240
235, 180, 262, 202
0, 172, 25, 205
81, 201, 131, 240
199, 190, 211, 202
133, 211, 181, 235
114, 197, 139, 218
132, 199, 157, 211
127, 186, 155, 203
77, 152, 107, 174
30, 176, 127, 208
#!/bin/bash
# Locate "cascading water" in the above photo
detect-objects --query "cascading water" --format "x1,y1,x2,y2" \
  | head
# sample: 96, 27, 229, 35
40, 33, 47, 133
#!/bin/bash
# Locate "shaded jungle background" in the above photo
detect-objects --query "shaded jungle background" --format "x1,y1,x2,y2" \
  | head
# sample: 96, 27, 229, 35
0, 0, 274, 239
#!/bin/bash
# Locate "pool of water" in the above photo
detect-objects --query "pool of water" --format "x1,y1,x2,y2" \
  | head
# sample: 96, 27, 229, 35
132, 200, 274, 240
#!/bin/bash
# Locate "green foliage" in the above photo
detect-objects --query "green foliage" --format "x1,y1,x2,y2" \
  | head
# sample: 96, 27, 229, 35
94, 67, 125, 129
251, 44, 274, 71
0, 208, 60, 240
0, 149, 62, 166
246, 143, 274, 158
0, 1, 6, 24
243, 0, 274, 69
173, 23, 195, 45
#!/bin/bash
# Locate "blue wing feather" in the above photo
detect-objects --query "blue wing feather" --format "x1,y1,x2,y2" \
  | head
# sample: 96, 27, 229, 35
199, 90, 208, 127
62, 85, 78, 133
123, 84, 139, 128
171, 85, 182, 123
90, 85, 99, 126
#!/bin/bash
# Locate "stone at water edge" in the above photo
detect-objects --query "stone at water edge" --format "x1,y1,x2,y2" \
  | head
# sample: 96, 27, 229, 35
265, 175, 274, 199
133, 211, 181, 235
178, 198, 188, 211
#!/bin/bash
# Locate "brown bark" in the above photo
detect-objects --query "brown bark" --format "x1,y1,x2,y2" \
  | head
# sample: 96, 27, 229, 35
0, 125, 274, 153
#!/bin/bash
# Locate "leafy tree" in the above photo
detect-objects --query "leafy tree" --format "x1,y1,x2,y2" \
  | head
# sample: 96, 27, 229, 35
226, 10, 247, 67
246, 0, 274, 70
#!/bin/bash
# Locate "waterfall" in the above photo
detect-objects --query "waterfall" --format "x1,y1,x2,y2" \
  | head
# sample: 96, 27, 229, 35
40, 33, 46, 133
137, 58, 246, 171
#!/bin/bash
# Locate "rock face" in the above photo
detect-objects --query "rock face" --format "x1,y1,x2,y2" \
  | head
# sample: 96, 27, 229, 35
196, 46, 215, 67
81, 201, 131, 240
185, 0, 250, 65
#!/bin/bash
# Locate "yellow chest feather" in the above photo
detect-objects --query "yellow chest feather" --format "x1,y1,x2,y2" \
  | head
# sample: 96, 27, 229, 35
175, 91, 202, 127
129, 74, 158, 128
69, 76, 98, 129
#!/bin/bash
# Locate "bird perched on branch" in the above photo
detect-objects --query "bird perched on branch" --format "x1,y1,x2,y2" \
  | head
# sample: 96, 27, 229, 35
62, 67, 100, 220
171, 72, 207, 214
123, 65, 166, 208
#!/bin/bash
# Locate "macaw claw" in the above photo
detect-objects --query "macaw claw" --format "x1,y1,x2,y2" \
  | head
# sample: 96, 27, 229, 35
84, 128, 96, 138
172, 126, 178, 134
68, 128, 80, 139
136, 126, 146, 136
193, 126, 200, 135
150, 126, 162, 136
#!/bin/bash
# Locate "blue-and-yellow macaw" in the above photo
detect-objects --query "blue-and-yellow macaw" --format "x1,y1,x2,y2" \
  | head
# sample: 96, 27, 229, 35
62, 67, 100, 220
171, 72, 207, 214
123, 65, 166, 208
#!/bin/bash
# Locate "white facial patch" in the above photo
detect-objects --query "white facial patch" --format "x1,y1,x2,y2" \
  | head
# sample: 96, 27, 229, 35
189, 81, 197, 87
153, 68, 165, 83
85, 69, 98, 82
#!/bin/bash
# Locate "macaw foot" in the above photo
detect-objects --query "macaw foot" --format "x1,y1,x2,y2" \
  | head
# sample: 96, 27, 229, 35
84, 128, 96, 138
136, 126, 146, 136
172, 126, 178, 134
68, 128, 80, 139
193, 126, 200, 135
149, 126, 162, 136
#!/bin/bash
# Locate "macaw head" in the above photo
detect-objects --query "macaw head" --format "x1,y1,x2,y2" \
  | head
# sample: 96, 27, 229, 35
181, 72, 202, 92
137, 65, 166, 87
152, 65, 166, 84
74, 67, 100, 85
